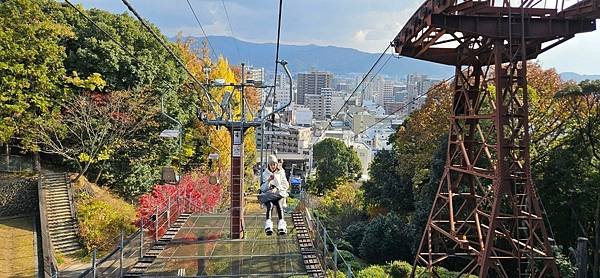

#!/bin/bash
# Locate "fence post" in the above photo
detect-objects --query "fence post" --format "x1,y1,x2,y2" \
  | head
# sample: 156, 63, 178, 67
140, 217, 144, 258
167, 195, 171, 227
119, 230, 124, 277
154, 206, 159, 242
333, 244, 338, 278
92, 247, 97, 278
187, 192, 191, 212
323, 226, 328, 257
346, 264, 352, 278
316, 215, 320, 234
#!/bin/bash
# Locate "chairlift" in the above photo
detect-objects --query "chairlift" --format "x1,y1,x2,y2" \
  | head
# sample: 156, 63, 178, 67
159, 94, 183, 185
208, 143, 221, 185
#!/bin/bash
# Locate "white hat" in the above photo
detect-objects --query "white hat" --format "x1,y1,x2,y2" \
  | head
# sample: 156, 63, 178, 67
267, 154, 278, 164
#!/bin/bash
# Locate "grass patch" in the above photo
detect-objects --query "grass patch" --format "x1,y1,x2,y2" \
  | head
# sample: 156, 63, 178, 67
0, 216, 36, 277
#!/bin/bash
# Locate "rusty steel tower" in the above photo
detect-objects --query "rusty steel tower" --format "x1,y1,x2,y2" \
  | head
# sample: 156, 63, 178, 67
393, 0, 600, 277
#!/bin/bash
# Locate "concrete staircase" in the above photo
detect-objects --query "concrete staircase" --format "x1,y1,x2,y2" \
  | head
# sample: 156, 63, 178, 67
42, 173, 81, 255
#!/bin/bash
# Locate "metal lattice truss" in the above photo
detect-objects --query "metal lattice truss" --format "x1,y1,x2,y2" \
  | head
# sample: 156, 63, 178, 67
393, 0, 600, 277
414, 37, 557, 277
393, 0, 600, 65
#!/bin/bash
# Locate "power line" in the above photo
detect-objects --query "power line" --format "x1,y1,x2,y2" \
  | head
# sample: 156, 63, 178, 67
355, 75, 455, 136
186, 0, 218, 60
220, 0, 242, 62
120, 0, 218, 114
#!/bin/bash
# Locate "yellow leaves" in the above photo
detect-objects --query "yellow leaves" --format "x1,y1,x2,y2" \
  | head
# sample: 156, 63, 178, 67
97, 148, 112, 161
65, 72, 106, 91
78, 152, 91, 162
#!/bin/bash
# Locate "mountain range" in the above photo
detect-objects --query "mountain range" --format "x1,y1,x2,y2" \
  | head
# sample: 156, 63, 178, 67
184, 36, 453, 79
179, 36, 599, 82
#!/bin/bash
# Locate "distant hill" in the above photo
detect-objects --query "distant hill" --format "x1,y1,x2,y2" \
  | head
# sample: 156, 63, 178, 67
180, 36, 453, 79
559, 72, 600, 82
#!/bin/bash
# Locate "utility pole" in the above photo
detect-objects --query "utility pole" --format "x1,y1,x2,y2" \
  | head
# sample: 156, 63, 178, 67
201, 61, 293, 240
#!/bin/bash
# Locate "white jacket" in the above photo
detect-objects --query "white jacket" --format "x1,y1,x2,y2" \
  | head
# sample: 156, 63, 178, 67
260, 167, 289, 198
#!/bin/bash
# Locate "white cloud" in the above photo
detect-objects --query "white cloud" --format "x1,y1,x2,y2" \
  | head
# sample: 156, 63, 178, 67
353, 30, 368, 42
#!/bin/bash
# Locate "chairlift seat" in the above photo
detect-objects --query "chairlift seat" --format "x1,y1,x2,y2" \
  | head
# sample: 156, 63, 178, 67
161, 166, 178, 184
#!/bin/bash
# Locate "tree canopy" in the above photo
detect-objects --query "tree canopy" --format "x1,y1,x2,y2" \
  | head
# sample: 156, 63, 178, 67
312, 138, 362, 194
0, 0, 73, 147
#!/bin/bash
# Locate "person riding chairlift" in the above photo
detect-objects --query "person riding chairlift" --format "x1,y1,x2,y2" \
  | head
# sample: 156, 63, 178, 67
260, 154, 288, 235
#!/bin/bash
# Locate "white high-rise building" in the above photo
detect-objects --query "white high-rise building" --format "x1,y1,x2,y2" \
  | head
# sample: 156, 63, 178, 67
305, 87, 332, 120
246, 66, 264, 84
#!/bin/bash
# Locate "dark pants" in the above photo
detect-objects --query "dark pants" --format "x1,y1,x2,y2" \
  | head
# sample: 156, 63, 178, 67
265, 197, 284, 220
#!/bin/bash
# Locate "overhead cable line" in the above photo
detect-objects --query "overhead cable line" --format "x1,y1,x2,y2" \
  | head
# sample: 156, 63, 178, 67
320, 43, 392, 134
186, 0, 218, 60
268, 0, 285, 155
354, 75, 455, 136
120, 0, 218, 114
220, 0, 242, 62
273, 0, 284, 86
64, 0, 137, 61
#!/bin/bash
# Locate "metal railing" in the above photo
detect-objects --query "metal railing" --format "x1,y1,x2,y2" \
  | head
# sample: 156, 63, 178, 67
299, 191, 356, 278
78, 188, 203, 277
0, 154, 33, 173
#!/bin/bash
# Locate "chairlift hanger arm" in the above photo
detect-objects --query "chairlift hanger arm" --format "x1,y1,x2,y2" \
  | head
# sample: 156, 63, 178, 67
260, 60, 292, 122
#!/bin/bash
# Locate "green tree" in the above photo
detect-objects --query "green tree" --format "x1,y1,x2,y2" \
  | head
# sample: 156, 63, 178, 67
362, 150, 414, 215
312, 138, 361, 194
556, 79, 600, 277
0, 0, 73, 147
47, 3, 185, 92
359, 213, 413, 264
318, 182, 367, 237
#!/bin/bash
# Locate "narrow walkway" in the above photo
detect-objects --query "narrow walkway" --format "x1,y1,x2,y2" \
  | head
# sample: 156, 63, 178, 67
124, 213, 192, 277
133, 195, 310, 277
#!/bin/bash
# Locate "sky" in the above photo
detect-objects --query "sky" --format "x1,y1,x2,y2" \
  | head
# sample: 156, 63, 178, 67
71, 0, 600, 75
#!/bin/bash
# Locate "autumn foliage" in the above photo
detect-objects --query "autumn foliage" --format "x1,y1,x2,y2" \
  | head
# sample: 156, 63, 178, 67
136, 171, 222, 238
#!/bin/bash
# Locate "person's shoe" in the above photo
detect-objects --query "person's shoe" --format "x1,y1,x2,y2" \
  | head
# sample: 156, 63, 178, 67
265, 219, 273, 236
278, 219, 287, 235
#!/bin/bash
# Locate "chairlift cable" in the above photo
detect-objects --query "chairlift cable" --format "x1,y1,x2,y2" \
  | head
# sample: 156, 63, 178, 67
323, 43, 392, 133
273, 0, 284, 96
186, 0, 218, 60
220, 0, 242, 62
120, 0, 218, 115
355, 74, 455, 136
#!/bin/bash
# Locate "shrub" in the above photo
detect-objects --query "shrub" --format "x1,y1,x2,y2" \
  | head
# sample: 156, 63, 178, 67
318, 182, 367, 237
334, 238, 354, 252
357, 265, 389, 278
77, 197, 136, 252
343, 221, 367, 252
136, 171, 222, 238
387, 261, 412, 278
359, 213, 413, 264
336, 250, 367, 272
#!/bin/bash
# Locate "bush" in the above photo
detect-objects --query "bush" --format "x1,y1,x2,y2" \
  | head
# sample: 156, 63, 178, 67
359, 213, 413, 264
357, 265, 389, 278
318, 182, 367, 237
336, 249, 367, 272
386, 261, 412, 278
77, 197, 136, 252
334, 238, 354, 252
343, 221, 367, 252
